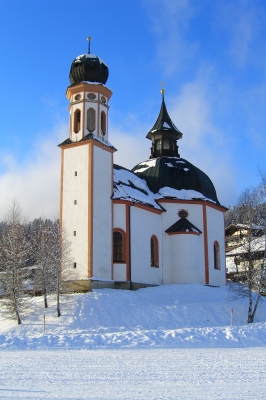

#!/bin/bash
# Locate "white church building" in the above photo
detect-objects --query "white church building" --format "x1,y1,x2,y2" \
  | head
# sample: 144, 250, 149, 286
59, 42, 226, 290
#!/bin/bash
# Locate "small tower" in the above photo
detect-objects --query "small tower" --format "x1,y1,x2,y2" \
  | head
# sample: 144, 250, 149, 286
67, 37, 112, 143
59, 39, 116, 287
146, 89, 183, 158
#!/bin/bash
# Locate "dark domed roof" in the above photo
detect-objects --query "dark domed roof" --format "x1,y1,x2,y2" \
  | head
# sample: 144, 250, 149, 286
132, 157, 220, 204
69, 53, 109, 85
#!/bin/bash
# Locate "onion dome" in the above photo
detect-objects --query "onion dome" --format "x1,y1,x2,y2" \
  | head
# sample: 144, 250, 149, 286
69, 37, 109, 85
132, 157, 220, 204
147, 90, 183, 158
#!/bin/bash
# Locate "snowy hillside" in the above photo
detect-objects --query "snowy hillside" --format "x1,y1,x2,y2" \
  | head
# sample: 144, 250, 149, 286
1, 284, 266, 350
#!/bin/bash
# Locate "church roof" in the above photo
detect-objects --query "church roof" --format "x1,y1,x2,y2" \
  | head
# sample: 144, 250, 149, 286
112, 164, 164, 211
69, 53, 109, 85
146, 93, 183, 141
58, 133, 117, 150
165, 217, 202, 234
132, 157, 220, 205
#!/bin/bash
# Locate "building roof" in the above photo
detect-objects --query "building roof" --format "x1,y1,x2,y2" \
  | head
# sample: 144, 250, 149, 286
132, 157, 220, 205
112, 164, 164, 211
69, 53, 109, 85
226, 235, 266, 256
165, 217, 202, 234
225, 223, 265, 236
58, 133, 116, 150
146, 93, 183, 141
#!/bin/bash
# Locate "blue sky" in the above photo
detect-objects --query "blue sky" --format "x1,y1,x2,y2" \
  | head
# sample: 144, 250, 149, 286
0, 0, 266, 220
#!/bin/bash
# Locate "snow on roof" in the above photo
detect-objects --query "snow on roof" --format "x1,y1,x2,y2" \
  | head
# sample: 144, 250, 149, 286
226, 235, 266, 256
165, 162, 175, 168
157, 187, 216, 203
136, 159, 157, 173
233, 224, 265, 230
113, 166, 217, 207
75, 53, 107, 66
112, 165, 163, 210
89, 133, 115, 149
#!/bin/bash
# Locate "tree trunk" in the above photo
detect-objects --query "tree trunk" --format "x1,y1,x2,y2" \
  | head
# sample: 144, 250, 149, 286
251, 293, 261, 322
247, 267, 253, 323
16, 310, 22, 325
56, 279, 61, 317
44, 292, 48, 309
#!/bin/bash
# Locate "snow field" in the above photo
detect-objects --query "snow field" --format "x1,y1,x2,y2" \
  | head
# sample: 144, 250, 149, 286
1, 284, 266, 399
1, 284, 266, 350
1, 348, 266, 399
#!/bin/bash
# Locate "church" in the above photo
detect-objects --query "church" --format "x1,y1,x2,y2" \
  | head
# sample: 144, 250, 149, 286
59, 41, 226, 290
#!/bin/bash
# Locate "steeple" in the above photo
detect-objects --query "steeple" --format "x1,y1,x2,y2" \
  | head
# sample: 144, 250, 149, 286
146, 90, 183, 158
64, 38, 112, 143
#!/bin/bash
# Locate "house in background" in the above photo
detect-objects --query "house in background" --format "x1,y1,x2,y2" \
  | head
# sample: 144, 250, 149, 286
225, 224, 265, 273
59, 42, 227, 290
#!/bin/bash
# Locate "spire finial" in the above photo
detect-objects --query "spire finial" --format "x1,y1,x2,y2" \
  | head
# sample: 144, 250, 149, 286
160, 81, 165, 95
87, 36, 91, 54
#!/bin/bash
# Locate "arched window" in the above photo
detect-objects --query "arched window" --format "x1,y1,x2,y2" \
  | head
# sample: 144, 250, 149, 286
214, 241, 220, 270
87, 107, 95, 132
101, 111, 106, 135
156, 140, 162, 151
151, 235, 159, 268
163, 139, 170, 149
74, 109, 81, 133
113, 230, 125, 262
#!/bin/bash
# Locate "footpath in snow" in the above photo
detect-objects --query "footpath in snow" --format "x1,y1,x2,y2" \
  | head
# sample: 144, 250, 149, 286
1, 284, 266, 350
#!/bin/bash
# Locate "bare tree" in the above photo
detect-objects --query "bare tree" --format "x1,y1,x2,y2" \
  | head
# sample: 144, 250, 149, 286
228, 186, 266, 323
49, 221, 74, 317
30, 218, 55, 308
0, 201, 30, 324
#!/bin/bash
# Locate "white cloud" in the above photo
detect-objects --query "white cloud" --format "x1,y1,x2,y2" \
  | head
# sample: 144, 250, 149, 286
143, 0, 196, 76
0, 123, 67, 221
165, 73, 239, 207
215, 0, 266, 67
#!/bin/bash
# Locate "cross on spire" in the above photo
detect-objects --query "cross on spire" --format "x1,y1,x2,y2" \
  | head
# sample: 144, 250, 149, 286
87, 36, 91, 54
160, 81, 165, 95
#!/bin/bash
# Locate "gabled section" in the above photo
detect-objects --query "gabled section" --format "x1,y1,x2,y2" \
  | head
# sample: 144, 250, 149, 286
165, 217, 202, 235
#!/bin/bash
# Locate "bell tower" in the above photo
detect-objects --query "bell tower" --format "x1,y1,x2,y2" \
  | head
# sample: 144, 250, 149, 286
59, 39, 116, 287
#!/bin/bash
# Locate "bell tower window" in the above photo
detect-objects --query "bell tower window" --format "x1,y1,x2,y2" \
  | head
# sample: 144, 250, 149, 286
74, 109, 81, 133
101, 111, 106, 135
163, 139, 170, 149
156, 140, 162, 151
87, 107, 96, 132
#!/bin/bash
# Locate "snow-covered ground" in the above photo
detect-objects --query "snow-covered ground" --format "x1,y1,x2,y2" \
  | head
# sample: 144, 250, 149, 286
1, 284, 266, 399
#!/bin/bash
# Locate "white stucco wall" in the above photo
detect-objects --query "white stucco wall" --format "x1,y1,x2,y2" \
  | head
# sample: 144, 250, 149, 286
206, 206, 226, 286
113, 204, 126, 232
92, 145, 113, 279
159, 202, 205, 285
62, 145, 89, 279
130, 207, 162, 285
113, 263, 127, 281
168, 234, 204, 284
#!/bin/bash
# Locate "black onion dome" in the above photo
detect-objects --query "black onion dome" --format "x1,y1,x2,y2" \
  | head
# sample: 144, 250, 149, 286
132, 157, 220, 204
69, 53, 109, 85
